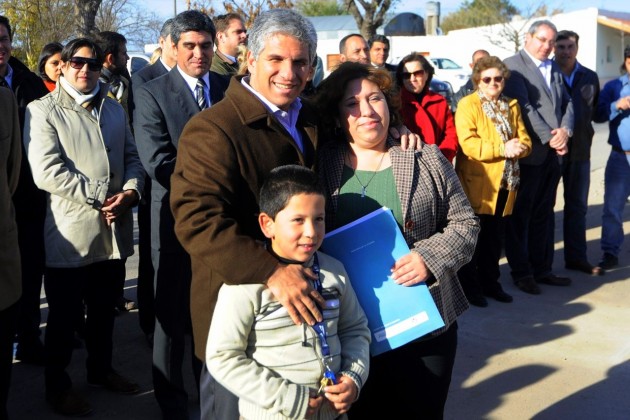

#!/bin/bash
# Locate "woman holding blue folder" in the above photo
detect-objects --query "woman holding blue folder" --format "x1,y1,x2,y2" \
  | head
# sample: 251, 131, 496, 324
315, 62, 479, 419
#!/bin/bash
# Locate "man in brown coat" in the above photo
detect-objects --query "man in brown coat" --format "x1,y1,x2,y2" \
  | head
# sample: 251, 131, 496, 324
0, 86, 21, 420
170, 9, 324, 419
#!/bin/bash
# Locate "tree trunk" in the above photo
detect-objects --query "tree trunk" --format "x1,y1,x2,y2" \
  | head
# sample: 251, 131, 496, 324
75, 0, 102, 37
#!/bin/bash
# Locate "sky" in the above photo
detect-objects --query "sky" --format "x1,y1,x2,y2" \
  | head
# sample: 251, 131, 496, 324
149, 0, 629, 20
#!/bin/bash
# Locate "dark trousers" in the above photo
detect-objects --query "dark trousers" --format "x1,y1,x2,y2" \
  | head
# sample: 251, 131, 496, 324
505, 151, 562, 280
44, 260, 124, 394
459, 190, 508, 296
15, 211, 45, 349
137, 176, 154, 335
199, 363, 239, 420
151, 249, 201, 418
0, 302, 18, 420
562, 159, 591, 264
348, 322, 458, 420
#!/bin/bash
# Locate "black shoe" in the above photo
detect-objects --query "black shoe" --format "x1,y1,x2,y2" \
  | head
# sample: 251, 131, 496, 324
514, 277, 541, 295
536, 274, 571, 287
14, 339, 45, 365
598, 253, 618, 270
88, 371, 140, 394
485, 288, 513, 303
47, 389, 92, 417
466, 293, 488, 307
565, 260, 604, 276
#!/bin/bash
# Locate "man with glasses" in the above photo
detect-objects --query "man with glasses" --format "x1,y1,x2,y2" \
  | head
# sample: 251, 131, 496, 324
24, 37, 144, 416
0, 15, 49, 368
503, 20, 574, 295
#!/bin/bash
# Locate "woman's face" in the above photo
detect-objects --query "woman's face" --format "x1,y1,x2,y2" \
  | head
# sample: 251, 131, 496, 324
338, 77, 390, 150
402, 60, 428, 94
45, 52, 62, 82
625, 57, 630, 75
478, 67, 505, 100
61, 46, 101, 93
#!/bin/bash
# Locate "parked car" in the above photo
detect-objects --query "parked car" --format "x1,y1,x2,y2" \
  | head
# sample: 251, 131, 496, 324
430, 77, 456, 113
429, 57, 470, 93
127, 52, 150, 75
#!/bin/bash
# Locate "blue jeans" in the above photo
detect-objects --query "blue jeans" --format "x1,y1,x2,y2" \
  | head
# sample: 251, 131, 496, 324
601, 150, 630, 256
505, 150, 562, 280
562, 159, 591, 263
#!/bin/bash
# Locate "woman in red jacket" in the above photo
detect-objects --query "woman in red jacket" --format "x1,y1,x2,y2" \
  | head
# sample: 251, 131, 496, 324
397, 52, 458, 162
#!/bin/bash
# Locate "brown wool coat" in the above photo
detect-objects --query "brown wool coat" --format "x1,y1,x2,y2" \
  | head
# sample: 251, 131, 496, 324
170, 77, 319, 360
0, 87, 22, 310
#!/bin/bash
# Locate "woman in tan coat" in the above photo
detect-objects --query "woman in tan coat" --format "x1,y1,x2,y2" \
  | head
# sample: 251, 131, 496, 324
455, 56, 532, 307
0, 86, 21, 420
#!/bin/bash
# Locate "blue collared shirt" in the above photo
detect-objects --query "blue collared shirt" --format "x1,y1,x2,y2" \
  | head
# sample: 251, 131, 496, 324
2, 63, 14, 88
241, 76, 304, 153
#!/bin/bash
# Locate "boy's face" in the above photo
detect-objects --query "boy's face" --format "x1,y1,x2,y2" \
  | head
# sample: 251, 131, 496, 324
259, 193, 325, 262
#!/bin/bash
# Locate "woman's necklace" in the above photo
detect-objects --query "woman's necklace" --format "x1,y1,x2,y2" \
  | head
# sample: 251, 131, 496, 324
347, 149, 387, 198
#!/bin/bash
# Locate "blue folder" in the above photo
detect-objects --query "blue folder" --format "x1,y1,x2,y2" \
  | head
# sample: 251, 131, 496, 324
322, 207, 445, 356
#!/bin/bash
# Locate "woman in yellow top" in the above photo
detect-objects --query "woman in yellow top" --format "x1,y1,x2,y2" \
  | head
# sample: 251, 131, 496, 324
455, 56, 532, 307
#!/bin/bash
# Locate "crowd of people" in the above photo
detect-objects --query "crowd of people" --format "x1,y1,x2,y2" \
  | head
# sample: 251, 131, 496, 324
1, 7, 629, 420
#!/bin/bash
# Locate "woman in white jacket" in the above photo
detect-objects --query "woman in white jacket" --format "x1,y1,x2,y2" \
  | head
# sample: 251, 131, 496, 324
23, 38, 144, 417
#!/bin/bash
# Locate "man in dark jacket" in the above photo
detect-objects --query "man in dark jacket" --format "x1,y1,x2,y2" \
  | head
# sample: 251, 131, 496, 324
0, 15, 48, 366
554, 30, 602, 276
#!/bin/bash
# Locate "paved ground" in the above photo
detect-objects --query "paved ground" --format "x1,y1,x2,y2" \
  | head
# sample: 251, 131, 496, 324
7, 123, 630, 419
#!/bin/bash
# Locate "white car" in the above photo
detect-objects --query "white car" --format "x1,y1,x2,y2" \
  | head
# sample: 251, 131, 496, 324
429, 57, 470, 92
127, 52, 151, 75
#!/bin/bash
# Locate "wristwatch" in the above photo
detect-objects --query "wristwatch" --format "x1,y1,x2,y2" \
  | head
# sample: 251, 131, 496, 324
563, 127, 573, 137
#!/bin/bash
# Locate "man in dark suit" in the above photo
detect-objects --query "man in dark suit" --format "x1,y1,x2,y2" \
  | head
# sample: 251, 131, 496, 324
369, 34, 396, 73
0, 15, 48, 366
553, 30, 602, 276
133, 11, 228, 419
130, 18, 176, 346
503, 20, 574, 295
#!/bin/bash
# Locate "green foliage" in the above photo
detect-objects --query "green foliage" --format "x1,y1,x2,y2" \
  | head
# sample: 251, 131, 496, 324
441, 0, 520, 33
295, 0, 347, 16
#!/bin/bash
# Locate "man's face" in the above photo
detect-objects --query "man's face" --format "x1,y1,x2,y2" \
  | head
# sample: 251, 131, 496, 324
0, 24, 12, 76
175, 30, 214, 78
247, 33, 310, 111
218, 18, 247, 57
525, 24, 556, 61
108, 42, 129, 74
554, 37, 578, 69
370, 41, 389, 67
341, 36, 369, 65
159, 34, 177, 68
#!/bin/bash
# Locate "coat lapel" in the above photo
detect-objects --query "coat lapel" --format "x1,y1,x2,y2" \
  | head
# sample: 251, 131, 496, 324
169, 69, 201, 118
388, 138, 415, 225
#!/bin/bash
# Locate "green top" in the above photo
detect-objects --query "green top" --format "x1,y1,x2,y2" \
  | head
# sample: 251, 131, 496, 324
335, 165, 404, 229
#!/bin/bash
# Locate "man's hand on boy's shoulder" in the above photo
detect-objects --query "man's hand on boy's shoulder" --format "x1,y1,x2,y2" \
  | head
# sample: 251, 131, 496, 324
323, 375, 359, 414
266, 263, 325, 326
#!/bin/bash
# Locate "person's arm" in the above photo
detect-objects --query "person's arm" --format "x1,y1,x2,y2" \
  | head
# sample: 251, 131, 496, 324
206, 285, 315, 419
5, 92, 21, 195
24, 102, 108, 209
133, 85, 178, 190
454, 98, 504, 162
438, 102, 458, 162
503, 68, 554, 145
511, 101, 532, 158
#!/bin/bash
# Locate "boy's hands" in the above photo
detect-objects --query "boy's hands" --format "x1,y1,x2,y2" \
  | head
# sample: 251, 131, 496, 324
323, 375, 358, 414
266, 264, 324, 326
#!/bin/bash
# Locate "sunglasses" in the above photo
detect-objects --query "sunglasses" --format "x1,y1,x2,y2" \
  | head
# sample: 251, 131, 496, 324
481, 76, 504, 84
402, 69, 426, 79
68, 57, 102, 72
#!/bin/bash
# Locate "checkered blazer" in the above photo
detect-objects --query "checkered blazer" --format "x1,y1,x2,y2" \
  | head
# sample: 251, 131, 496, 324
318, 138, 479, 336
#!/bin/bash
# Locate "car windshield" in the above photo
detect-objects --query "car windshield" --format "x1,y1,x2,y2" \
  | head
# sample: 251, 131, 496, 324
432, 58, 462, 70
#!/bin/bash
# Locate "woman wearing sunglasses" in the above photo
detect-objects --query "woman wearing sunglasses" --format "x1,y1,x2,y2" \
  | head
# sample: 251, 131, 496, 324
23, 38, 144, 416
396, 52, 458, 162
454, 55, 532, 307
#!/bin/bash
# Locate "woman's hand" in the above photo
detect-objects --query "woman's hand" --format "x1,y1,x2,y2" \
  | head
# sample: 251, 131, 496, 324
101, 190, 138, 226
389, 125, 423, 151
391, 252, 430, 286
504, 138, 527, 158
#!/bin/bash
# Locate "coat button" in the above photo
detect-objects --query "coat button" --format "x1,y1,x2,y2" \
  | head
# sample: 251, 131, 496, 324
405, 219, 414, 230
110, 172, 114, 178
106, 147, 111, 152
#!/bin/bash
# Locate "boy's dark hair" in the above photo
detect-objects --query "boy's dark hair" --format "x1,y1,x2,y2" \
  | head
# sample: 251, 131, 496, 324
94, 31, 127, 60
259, 165, 325, 219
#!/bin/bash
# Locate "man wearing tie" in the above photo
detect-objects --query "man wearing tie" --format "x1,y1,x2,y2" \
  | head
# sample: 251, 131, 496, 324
503, 20, 574, 295
133, 10, 228, 419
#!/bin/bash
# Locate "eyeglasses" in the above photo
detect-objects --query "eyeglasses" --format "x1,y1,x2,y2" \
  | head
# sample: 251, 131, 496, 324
68, 57, 102, 72
534, 35, 555, 46
402, 69, 426, 79
481, 76, 504, 84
